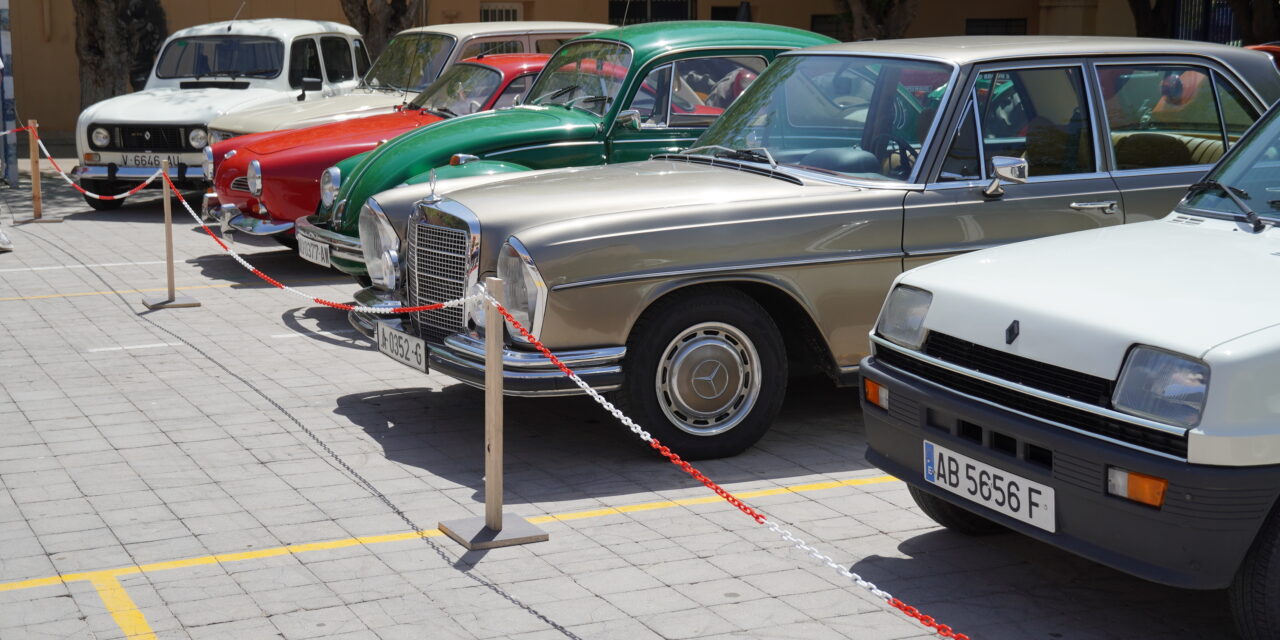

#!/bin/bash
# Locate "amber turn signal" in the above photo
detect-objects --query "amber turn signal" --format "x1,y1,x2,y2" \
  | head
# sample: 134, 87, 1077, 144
1106, 467, 1167, 508
864, 378, 889, 410
84, 153, 100, 163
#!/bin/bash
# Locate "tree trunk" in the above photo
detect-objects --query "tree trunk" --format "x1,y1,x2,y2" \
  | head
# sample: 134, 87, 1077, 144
339, 0, 425, 58
842, 0, 919, 40
1127, 0, 1180, 38
74, 0, 167, 109
1227, 0, 1280, 45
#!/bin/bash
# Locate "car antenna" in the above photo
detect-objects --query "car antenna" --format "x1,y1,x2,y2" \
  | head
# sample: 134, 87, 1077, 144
226, 1, 245, 32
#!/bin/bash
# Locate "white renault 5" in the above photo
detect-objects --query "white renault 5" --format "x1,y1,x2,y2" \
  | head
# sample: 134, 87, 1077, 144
73, 18, 365, 210
860, 103, 1280, 637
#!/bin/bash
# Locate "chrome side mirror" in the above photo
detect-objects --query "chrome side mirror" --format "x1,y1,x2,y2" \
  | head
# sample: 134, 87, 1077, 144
616, 109, 642, 131
983, 156, 1028, 197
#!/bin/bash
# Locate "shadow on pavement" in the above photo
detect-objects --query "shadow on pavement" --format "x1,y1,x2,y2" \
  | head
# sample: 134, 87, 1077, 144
278, 305, 373, 351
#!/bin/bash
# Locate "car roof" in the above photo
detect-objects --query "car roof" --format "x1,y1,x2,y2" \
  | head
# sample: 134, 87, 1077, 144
169, 18, 359, 40
459, 53, 551, 75
400, 21, 612, 38
574, 20, 838, 62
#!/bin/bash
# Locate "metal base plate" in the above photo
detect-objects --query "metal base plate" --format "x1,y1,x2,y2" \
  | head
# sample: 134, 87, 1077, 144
13, 218, 63, 224
142, 295, 201, 309
438, 514, 549, 550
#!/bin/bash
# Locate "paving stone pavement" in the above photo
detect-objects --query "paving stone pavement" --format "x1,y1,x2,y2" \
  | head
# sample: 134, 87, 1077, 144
0, 180, 1241, 639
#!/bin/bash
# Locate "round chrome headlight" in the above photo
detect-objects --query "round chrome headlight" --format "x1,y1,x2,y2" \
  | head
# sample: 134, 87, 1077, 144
358, 201, 399, 290
247, 160, 262, 196
202, 147, 215, 181
188, 127, 208, 150
320, 166, 341, 207
90, 127, 111, 148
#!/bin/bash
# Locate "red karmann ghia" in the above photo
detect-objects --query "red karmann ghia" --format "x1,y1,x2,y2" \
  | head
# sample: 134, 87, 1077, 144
204, 54, 548, 245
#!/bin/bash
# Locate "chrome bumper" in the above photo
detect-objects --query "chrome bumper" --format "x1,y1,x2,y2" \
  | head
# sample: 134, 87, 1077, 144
73, 163, 206, 184
295, 214, 364, 273
348, 286, 402, 338
372, 316, 625, 397
218, 205, 293, 236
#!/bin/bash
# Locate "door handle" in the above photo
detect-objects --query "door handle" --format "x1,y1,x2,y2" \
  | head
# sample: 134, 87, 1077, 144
1069, 200, 1118, 214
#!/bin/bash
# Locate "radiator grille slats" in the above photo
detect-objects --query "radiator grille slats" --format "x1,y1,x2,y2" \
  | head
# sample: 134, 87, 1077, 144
407, 217, 469, 343
118, 126, 186, 152
924, 333, 1115, 406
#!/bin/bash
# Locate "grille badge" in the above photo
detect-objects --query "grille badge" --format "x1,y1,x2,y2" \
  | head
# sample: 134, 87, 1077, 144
1005, 320, 1020, 345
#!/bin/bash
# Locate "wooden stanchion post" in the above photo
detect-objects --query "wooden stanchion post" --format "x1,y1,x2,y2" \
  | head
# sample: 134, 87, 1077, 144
142, 160, 199, 310
16, 120, 61, 224
439, 277, 548, 550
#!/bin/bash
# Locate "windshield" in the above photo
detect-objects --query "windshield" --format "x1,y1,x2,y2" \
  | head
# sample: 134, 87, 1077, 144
1182, 106, 1280, 219
692, 55, 954, 182
154, 36, 284, 79
363, 33, 456, 92
526, 41, 632, 116
409, 63, 502, 115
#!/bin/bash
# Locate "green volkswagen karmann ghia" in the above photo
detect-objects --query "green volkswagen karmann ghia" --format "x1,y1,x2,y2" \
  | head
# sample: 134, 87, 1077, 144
293, 21, 835, 281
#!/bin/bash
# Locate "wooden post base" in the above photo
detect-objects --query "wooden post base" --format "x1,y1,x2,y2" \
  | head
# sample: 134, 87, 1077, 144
438, 514, 549, 551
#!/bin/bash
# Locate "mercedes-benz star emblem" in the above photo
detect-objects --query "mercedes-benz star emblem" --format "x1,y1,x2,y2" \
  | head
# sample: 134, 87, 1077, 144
690, 360, 729, 400
1005, 320, 1020, 345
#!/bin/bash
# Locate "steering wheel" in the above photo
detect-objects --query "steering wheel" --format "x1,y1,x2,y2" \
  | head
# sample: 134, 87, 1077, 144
869, 133, 919, 178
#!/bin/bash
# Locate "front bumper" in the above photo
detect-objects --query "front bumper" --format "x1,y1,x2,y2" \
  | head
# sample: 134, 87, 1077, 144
348, 286, 402, 338
74, 163, 206, 187
372, 316, 625, 397
295, 214, 365, 275
860, 352, 1280, 590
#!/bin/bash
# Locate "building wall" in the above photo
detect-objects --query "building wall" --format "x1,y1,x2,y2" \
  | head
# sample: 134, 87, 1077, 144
14, 0, 1139, 136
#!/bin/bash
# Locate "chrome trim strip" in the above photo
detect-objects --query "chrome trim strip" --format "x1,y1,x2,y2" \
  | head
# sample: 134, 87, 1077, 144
440, 333, 625, 370
295, 215, 362, 251
73, 165, 203, 182
485, 140, 601, 158
903, 244, 996, 257
1110, 166, 1211, 177
870, 335, 1189, 438
612, 137, 699, 144
429, 343, 623, 397
552, 250, 904, 291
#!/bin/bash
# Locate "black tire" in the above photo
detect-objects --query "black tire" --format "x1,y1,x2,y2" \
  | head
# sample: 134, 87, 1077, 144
1230, 509, 1280, 639
909, 486, 1007, 535
274, 234, 299, 250
614, 287, 787, 460
81, 181, 124, 211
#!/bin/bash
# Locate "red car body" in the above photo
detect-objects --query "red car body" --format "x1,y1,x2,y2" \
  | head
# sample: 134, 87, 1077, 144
204, 54, 548, 238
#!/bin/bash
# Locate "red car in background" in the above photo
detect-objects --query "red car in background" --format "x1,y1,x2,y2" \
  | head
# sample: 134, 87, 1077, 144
201, 54, 548, 245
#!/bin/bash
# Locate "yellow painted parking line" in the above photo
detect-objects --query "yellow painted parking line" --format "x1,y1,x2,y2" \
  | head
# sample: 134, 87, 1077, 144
89, 575, 156, 640
0, 277, 349, 302
0, 473, 898, 636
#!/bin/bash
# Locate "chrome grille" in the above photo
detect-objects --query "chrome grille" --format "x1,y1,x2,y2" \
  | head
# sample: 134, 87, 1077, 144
407, 213, 470, 342
118, 125, 185, 151
230, 177, 250, 192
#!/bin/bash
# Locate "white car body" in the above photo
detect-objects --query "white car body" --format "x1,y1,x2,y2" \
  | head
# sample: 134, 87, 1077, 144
74, 18, 363, 188
206, 22, 611, 137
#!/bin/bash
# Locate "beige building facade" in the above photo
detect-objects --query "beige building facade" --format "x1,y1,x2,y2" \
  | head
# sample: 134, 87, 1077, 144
12, 0, 1137, 135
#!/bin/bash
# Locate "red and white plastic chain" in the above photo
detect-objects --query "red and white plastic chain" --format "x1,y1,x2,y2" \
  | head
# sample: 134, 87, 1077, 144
35, 136, 161, 200
158, 175, 476, 315
2, 125, 32, 137
483, 292, 968, 640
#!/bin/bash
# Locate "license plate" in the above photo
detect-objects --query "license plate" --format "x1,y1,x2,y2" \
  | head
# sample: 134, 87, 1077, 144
923, 440, 1055, 532
378, 322, 427, 372
119, 154, 181, 167
298, 235, 331, 267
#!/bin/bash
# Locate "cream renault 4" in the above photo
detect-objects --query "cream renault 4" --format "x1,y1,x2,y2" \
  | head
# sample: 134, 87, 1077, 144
860, 101, 1280, 638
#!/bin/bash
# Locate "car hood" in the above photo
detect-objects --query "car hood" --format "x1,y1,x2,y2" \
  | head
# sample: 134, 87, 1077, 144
902, 214, 1280, 380
243, 110, 438, 156
208, 90, 405, 135
83, 87, 288, 125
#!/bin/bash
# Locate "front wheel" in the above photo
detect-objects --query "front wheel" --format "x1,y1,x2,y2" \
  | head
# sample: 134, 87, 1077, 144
80, 180, 123, 210
1230, 510, 1280, 639
909, 486, 1006, 535
614, 287, 787, 460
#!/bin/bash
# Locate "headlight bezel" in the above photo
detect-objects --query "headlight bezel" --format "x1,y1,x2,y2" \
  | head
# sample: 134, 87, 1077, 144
495, 237, 548, 344
876, 285, 933, 350
187, 127, 208, 150
90, 127, 111, 149
202, 147, 215, 181
320, 166, 341, 208
358, 199, 400, 291
247, 160, 263, 196
1112, 345, 1209, 429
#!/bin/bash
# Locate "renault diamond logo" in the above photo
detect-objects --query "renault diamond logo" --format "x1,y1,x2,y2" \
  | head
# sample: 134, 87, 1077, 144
1005, 320, 1020, 345
691, 360, 729, 400
143, 131, 151, 141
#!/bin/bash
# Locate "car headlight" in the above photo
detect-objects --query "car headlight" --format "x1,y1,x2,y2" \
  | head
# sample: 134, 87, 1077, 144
247, 160, 262, 196
320, 166, 341, 207
358, 200, 399, 290
91, 127, 111, 148
1112, 347, 1209, 428
495, 237, 547, 343
208, 129, 234, 144
877, 285, 932, 350
202, 147, 215, 181
188, 127, 208, 150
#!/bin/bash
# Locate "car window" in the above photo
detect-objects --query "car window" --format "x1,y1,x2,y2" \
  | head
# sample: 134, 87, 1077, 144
631, 64, 672, 126
1100, 65, 1258, 170
321, 36, 355, 83
629, 57, 767, 129
154, 36, 284, 79
410, 63, 503, 115
536, 38, 571, 54
975, 67, 1095, 177
939, 98, 980, 181
288, 38, 323, 89
354, 39, 371, 77
493, 74, 534, 108
526, 41, 632, 116
459, 38, 524, 59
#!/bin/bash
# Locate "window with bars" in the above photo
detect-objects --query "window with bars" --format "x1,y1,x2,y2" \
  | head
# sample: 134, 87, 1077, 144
480, 2, 523, 22
609, 0, 693, 26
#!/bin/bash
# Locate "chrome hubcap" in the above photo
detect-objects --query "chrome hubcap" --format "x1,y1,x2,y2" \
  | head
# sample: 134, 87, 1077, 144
657, 322, 761, 436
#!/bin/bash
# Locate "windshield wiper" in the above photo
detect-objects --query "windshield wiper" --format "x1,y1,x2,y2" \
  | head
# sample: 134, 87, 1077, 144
421, 106, 458, 118
532, 84, 580, 104
680, 145, 778, 169
1189, 179, 1265, 233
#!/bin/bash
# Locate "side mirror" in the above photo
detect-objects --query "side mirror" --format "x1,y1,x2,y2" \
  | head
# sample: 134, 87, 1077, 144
302, 77, 324, 92
983, 156, 1028, 197
615, 109, 642, 131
